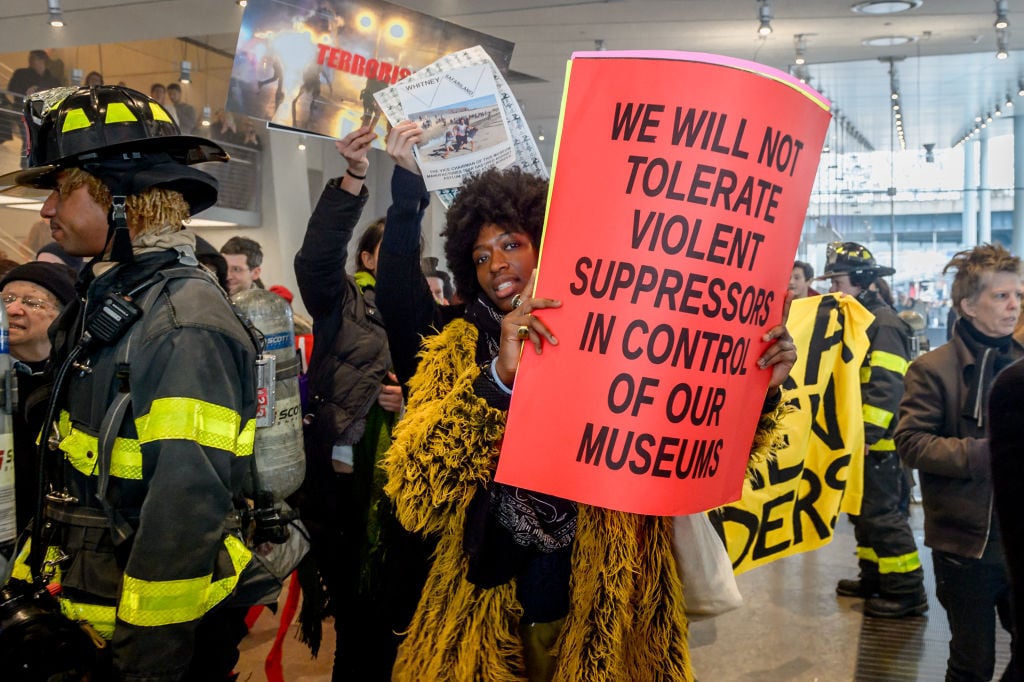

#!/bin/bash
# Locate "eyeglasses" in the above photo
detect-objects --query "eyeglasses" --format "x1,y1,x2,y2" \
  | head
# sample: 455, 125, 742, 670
2, 294, 53, 311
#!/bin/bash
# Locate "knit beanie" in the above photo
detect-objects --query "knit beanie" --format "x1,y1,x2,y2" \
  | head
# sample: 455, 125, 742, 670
0, 261, 77, 307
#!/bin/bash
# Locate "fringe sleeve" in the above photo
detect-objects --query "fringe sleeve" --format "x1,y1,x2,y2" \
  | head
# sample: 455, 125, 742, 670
383, 319, 507, 537
745, 399, 791, 480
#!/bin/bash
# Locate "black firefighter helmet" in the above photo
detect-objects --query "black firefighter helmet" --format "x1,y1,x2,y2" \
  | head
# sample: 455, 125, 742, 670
818, 241, 895, 287
0, 85, 228, 215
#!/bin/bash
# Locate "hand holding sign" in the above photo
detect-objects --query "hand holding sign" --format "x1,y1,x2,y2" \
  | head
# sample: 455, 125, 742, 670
386, 121, 424, 176
335, 125, 377, 177
758, 292, 798, 392
495, 269, 562, 386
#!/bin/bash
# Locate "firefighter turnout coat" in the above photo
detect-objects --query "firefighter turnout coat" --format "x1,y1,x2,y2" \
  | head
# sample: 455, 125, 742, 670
16, 242, 259, 680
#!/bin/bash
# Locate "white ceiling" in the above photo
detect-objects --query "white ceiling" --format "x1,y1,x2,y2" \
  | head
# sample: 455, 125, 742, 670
0, 0, 1021, 155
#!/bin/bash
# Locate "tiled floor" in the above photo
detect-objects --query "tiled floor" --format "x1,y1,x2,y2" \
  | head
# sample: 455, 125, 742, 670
235, 504, 1014, 681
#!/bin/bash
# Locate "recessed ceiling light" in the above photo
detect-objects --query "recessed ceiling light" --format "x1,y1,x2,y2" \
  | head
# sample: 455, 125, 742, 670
851, 1, 922, 15
862, 35, 918, 47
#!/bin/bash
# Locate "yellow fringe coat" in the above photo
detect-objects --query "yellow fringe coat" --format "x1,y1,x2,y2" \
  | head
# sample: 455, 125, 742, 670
383, 319, 786, 682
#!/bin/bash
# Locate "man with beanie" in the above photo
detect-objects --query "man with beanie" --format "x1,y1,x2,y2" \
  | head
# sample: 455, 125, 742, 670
898, 244, 1021, 680
0, 261, 75, 533
0, 85, 259, 681
818, 241, 927, 619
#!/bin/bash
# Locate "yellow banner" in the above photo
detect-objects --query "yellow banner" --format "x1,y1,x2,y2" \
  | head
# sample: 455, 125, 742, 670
722, 294, 872, 574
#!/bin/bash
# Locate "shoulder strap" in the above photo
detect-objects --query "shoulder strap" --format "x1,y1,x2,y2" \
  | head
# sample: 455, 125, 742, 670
94, 269, 179, 545
93, 262, 220, 543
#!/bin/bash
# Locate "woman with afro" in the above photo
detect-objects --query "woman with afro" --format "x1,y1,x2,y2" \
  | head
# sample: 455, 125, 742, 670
374, 121, 796, 682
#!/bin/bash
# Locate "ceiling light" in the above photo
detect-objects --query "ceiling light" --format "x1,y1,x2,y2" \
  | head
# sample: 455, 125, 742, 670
862, 35, 917, 47
793, 34, 807, 65
236, 0, 247, 6
298, 137, 307, 151
995, 0, 1009, 30
538, 126, 545, 142
179, 60, 192, 84
200, 106, 211, 127
996, 30, 1009, 59
851, 1, 922, 14
70, 68, 82, 85
757, 1, 773, 37
1006, 94, 1014, 108
47, 0, 64, 27
995, 106, 1003, 116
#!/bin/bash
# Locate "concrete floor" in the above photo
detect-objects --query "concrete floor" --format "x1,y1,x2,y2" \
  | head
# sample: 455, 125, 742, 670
234, 504, 1013, 681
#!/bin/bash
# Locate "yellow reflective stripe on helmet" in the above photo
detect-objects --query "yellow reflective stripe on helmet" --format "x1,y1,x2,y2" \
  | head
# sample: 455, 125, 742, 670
135, 397, 251, 456
869, 438, 896, 452
61, 107, 92, 133
855, 546, 879, 563
869, 350, 909, 376
60, 599, 116, 640
863, 404, 894, 429
149, 102, 173, 124
878, 551, 923, 575
57, 410, 143, 480
117, 535, 251, 627
105, 101, 139, 124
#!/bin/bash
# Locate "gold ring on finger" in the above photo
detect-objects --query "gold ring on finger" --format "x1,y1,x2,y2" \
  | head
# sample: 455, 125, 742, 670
516, 324, 530, 340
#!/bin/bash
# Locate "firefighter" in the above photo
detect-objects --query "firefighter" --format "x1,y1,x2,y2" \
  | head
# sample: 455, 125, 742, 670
1, 85, 260, 680
817, 241, 928, 618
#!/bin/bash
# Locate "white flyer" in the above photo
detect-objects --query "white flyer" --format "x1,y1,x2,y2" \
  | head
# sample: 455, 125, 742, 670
375, 45, 548, 206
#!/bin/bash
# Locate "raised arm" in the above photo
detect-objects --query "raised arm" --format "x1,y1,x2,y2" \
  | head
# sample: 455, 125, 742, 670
294, 126, 375, 321
375, 121, 438, 388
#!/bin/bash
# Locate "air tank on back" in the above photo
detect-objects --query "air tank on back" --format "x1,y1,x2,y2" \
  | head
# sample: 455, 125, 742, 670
232, 288, 304, 501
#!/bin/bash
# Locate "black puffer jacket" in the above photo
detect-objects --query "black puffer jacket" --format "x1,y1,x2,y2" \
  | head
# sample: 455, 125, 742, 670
294, 180, 390, 457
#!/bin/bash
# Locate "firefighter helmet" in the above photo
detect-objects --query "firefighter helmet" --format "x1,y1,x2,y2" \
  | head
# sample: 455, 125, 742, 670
818, 241, 895, 281
0, 85, 227, 215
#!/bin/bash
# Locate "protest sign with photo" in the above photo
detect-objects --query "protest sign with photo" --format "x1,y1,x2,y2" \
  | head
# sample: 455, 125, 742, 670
721, 293, 871, 574
374, 45, 547, 207
496, 51, 832, 516
227, 0, 513, 143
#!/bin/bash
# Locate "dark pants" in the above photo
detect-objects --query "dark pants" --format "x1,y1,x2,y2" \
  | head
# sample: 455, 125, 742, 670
187, 606, 250, 680
303, 470, 432, 682
852, 451, 925, 595
933, 548, 1018, 681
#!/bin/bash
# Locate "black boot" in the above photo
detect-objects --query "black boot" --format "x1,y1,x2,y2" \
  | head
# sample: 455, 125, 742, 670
836, 578, 879, 598
864, 590, 928, 618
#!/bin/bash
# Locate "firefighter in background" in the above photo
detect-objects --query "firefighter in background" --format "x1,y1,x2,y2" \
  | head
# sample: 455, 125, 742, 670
817, 241, 928, 618
2, 85, 259, 680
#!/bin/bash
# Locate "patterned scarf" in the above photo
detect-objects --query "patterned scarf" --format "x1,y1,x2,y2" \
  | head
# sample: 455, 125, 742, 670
461, 294, 577, 587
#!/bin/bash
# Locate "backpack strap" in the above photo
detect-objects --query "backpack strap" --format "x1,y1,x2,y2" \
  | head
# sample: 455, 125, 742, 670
92, 260, 220, 544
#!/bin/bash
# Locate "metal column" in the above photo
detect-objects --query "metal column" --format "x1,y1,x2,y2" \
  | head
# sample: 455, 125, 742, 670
1014, 113, 1024, 255
963, 140, 978, 246
979, 131, 992, 244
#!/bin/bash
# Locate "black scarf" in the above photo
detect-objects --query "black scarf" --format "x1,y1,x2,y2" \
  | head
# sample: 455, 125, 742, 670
461, 294, 577, 589
957, 318, 1016, 428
